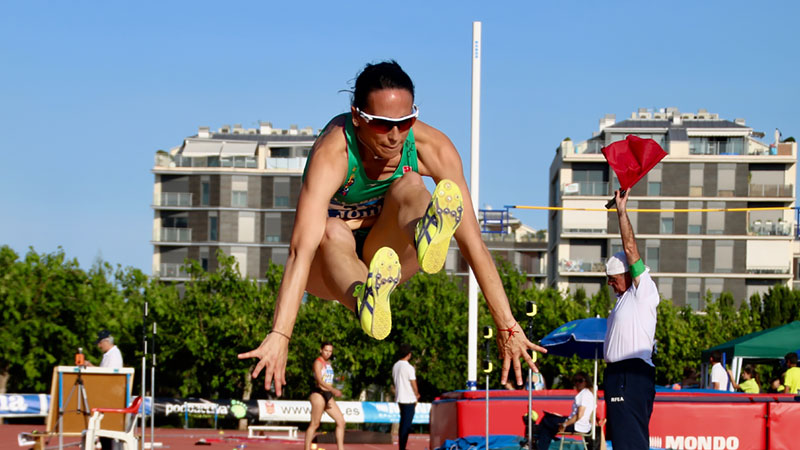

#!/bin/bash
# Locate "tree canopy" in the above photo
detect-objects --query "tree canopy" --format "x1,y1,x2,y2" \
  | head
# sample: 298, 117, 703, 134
2, 245, 798, 398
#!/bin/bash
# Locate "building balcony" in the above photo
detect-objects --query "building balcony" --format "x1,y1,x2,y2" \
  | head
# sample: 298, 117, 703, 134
562, 181, 609, 196
157, 227, 192, 242
156, 192, 193, 207
748, 183, 793, 197
748, 220, 794, 236
158, 263, 189, 278
572, 140, 605, 155
559, 258, 605, 273
266, 157, 307, 170
746, 266, 791, 274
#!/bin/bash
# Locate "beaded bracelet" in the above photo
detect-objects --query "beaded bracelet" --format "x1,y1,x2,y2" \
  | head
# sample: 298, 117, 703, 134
270, 330, 292, 341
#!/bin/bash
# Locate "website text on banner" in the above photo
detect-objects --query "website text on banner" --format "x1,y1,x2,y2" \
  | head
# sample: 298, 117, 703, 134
257, 400, 430, 424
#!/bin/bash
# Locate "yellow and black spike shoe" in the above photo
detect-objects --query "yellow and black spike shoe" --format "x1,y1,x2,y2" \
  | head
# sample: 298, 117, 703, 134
354, 246, 401, 340
415, 179, 463, 274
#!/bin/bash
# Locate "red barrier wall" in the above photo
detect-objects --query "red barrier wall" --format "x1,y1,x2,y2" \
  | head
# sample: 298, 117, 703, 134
768, 401, 800, 450
430, 390, 799, 450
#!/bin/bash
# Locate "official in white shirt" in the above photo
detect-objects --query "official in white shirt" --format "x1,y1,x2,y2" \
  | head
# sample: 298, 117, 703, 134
603, 190, 660, 450
85, 330, 123, 368
392, 344, 420, 450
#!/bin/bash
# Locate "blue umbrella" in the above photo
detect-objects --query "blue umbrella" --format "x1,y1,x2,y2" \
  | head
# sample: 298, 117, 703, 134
540, 317, 606, 359
540, 317, 607, 440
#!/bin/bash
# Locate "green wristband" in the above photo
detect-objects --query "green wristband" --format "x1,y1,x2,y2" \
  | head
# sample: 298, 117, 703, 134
630, 259, 646, 278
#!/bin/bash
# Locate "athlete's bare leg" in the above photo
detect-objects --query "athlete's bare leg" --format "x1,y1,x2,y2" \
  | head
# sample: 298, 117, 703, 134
304, 393, 327, 450
325, 399, 346, 450
306, 172, 429, 308
306, 217, 367, 310
362, 172, 429, 281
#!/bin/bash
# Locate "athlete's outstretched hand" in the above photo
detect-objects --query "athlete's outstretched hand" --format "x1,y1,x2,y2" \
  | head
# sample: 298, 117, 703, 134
497, 321, 547, 386
238, 332, 290, 396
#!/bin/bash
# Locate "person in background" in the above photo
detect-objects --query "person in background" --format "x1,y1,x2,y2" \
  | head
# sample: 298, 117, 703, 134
680, 367, 700, 389
782, 352, 800, 394
709, 350, 732, 391
305, 342, 344, 450
768, 376, 785, 393
726, 364, 760, 393
535, 372, 596, 450
84, 330, 123, 368
392, 344, 420, 450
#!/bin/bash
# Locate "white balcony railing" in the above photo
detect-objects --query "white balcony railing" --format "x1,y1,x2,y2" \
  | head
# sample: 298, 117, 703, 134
158, 227, 192, 242
748, 221, 793, 236
559, 259, 605, 273
158, 263, 188, 278
746, 266, 791, 274
266, 157, 307, 170
563, 181, 609, 196
158, 192, 193, 206
748, 184, 793, 197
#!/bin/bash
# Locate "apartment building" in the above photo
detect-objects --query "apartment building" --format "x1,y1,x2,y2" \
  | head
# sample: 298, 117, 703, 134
152, 122, 316, 281
548, 108, 797, 308
152, 123, 548, 287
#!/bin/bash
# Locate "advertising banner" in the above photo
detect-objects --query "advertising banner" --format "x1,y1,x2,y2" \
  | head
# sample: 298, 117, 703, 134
257, 399, 431, 424
154, 398, 259, 421
0, 394, 49, 417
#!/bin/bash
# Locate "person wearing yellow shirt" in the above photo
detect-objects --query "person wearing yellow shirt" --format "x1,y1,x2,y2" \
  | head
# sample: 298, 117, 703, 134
783, 352, 800, 395
727, 365, 760, 394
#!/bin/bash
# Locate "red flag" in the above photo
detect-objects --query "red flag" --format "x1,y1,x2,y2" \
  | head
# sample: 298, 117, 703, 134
601, 135, 667, 190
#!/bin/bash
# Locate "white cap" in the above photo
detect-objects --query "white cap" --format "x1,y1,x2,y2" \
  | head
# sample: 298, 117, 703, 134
606, 251, 629, 275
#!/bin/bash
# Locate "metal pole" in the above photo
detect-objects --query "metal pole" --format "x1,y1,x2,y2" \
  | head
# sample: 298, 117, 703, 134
150, 322, 156, 448
482, 326, 493, 450
141, 302, 148, 450
592, 348, 598, 440
526, 301, 537, 449
467, 20, 482, 391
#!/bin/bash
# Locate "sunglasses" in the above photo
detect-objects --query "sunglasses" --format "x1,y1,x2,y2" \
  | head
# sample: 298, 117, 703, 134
356, 104, 419, 133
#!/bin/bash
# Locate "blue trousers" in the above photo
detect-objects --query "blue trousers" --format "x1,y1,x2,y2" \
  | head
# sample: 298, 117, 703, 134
604, 358, 655, 450
398, 402, 416, 450
536, 414, 570, 450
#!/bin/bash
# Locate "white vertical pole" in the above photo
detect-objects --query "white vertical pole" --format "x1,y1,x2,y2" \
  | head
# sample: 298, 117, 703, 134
467, 21, 482, 391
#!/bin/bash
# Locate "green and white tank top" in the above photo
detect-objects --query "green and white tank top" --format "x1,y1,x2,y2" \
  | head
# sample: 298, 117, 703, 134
302, 113, 419, 220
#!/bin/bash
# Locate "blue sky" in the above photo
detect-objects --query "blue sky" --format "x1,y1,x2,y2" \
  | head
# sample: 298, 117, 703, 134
1, 1, 798, 272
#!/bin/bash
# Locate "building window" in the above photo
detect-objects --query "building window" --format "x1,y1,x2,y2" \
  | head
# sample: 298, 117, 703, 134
201, 181, 210, 206
646, 244, 659, 272
572, 167, 607, 196
687, 291, 701, 310
715, 240, 734, 273
647, 167, 662, 196
689, 137, 744, 155
270, 147, 291, 157
200, 246, 209, 272
707, 279, 724, 302
660, 218, 674, 234
222, 156, 257, 168
717, 164, 736, 196
274, 177, 290, 207
687, 240, 702, 273
706, 201, 725, 234
162, 214, 188, 228
264, 213, 281, 242
232, 191, 248, 207
209, 214, 218, 241
689, 163, 704, 196
609, 239, 622, 257
687, 201, 702, 234
658, 277, 673, 301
